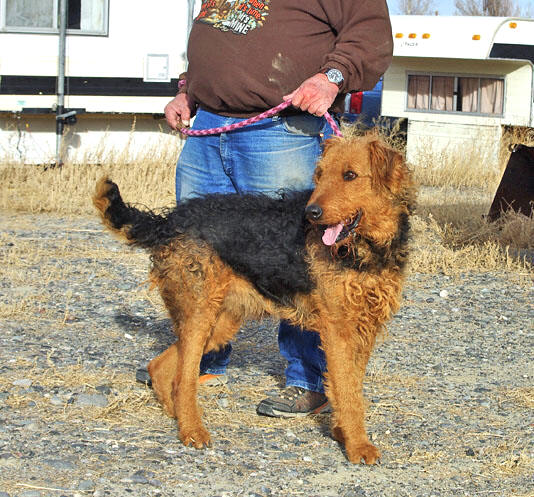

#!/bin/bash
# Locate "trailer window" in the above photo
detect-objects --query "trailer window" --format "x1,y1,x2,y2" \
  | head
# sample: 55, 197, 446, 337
407, 75, 430, 110
431, 76, 454, 112
407, 74, 504, 116
480, 78, 504, 114
5, 0, 55, 29
2, 0, 108, 34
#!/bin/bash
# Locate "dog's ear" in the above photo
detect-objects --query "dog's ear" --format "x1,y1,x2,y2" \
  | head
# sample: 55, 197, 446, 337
368, 139, 407, 195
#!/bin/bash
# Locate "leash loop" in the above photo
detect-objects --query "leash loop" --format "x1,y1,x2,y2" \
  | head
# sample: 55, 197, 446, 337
179, 100, 343, 137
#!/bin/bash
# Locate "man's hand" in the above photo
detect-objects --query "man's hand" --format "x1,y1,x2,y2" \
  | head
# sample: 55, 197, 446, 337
164, 93, 197, 130
284, 73, 339, 116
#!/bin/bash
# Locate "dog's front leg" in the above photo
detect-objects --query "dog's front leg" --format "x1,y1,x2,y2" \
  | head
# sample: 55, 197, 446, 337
172, 316, 213, 449
320, 324, 380, 464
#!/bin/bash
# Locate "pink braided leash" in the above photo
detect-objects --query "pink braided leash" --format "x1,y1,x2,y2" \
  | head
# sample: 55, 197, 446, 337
179, 99, 342, 137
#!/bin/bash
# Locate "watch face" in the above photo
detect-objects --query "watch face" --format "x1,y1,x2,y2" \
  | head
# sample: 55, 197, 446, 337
326, 69, 343, 85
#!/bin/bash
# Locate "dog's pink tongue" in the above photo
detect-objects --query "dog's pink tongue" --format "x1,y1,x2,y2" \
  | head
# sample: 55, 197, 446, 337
322, 224, 343, 246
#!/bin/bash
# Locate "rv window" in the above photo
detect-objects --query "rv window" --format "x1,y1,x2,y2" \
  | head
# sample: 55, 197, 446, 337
3, 0, 108, 34
407, 74, 504, 116
480, 78, 504, 114
457, 78, 479, 113
431, 76, 454, 112
5, 0, 55, 29
407, 75, 430, 110
71, 0, 106, 32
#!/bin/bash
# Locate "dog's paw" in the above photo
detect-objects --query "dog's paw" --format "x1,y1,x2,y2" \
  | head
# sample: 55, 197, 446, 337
346, 442, 381, 465
179, 426, 212, 449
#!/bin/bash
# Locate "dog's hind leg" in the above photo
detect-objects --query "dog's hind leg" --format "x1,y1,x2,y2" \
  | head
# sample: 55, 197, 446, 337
148, 341, 179, 417
171, 309, 220, 449
148, 309, 242, 420
320, 324, 380, 465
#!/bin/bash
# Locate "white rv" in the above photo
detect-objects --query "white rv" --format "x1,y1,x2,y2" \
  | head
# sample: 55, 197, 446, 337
0, 0, 197, 164
383, 15, 534, 166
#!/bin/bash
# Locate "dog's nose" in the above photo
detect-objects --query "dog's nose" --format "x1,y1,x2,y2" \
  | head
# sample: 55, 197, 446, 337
305, 204, 323, 221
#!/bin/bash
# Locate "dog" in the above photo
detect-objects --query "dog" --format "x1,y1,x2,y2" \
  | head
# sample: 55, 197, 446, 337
93, 135, 415, 464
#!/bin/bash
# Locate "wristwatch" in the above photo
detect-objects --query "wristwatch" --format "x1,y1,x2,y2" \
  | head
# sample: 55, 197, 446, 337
324, 68, 344, 89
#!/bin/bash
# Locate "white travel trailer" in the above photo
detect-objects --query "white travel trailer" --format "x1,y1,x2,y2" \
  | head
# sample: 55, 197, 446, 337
383, 15, 534, 166
0, 0, 198, 164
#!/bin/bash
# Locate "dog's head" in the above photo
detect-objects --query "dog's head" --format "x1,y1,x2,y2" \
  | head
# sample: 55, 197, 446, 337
306, 135, 414, 253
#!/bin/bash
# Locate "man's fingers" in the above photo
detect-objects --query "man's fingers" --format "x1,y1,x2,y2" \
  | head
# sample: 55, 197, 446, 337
164, 94, 197, 130
283, 91, 296, 102
287, 73, 338, 114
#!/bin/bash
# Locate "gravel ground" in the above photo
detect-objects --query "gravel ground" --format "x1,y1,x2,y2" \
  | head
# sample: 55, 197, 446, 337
0, 212, 533, 497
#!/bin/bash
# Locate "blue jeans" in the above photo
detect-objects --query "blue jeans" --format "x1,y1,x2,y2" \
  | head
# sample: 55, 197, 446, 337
176, 108, 331, 393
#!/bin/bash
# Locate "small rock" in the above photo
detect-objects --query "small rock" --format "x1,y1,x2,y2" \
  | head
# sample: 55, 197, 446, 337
50, 395, 64, 406
95, 385, 111, 395
43, 458, 76, 470
465, 448, 476, 456
216, 397, 229, 409
122, 470, 154, 484
343, 487, 367, 497
439, 290, 449, 298
12, 379, 32, 388
78, 480, 95, 491
75, 394, 108, 408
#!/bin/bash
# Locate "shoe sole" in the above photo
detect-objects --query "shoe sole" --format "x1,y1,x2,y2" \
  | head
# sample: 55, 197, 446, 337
136, 368, 152, 387
136, 369, 227, 387
258, 401, 332, 418
199, 374, 228, 386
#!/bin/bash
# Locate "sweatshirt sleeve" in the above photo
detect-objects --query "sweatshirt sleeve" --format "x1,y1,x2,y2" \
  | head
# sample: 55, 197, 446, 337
319, 0, 393, 93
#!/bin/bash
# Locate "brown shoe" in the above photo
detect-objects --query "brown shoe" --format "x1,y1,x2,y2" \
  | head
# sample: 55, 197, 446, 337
256, 386, 332, 418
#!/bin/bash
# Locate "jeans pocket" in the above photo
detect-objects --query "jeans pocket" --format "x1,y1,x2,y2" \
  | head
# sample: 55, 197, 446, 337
281, 114, 326, 136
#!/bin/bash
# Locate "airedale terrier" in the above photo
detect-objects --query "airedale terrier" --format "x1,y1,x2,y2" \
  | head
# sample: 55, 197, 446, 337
93, 135, 415, 464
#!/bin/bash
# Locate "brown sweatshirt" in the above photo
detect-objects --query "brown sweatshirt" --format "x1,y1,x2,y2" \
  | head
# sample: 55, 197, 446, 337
184, 0, 393, 117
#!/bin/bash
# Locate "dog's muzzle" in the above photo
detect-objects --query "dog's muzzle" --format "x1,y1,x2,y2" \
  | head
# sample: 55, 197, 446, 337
315, 210, 363, 247
305, 203, 323, 221
305, 204, 363, 246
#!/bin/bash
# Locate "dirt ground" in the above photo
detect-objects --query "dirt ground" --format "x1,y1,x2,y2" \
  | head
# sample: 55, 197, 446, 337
0, 211, 533, 497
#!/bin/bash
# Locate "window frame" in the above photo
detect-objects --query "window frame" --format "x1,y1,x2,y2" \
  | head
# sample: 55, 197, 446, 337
1, 0, 109, 36
405, 72, 506, 117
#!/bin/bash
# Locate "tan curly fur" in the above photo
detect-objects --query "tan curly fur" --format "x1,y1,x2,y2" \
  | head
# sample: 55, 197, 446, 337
93, 135, 415, 464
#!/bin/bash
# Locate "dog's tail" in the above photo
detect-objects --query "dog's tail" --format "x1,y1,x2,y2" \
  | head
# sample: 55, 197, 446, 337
93, 177, 167, 249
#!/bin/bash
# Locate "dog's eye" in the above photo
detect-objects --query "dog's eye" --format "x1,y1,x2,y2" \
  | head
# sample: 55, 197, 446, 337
343, 171, 358, 181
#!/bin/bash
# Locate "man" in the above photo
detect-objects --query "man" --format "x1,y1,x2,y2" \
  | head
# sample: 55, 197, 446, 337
163, 0, 393, 417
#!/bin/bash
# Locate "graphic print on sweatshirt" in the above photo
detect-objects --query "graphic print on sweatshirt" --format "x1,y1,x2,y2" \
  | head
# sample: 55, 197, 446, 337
195, 0, 270, 35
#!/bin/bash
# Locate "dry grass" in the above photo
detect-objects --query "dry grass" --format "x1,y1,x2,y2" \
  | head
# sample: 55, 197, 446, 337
1, 126, 533, 277
0, 361, 319, 437
0, 138, 180, 214
360, 122, 534, 275
500, 387, 534, 410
